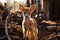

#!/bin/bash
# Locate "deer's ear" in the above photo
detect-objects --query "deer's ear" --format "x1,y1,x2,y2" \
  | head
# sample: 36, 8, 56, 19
29, 4, 36, 13
19, 4, 24, 11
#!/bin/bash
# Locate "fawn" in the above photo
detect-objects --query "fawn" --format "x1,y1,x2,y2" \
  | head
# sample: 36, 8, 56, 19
19, 4, 38, 40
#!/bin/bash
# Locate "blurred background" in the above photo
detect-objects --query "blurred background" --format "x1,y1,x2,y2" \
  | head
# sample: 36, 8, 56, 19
0, 0, 60, 40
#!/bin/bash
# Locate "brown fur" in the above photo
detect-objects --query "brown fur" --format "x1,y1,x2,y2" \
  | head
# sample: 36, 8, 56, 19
23, 18, 38, 40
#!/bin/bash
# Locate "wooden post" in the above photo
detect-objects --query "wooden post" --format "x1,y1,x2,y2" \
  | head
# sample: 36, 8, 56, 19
36, 0, 40, 22
31, 0, 36, 5
40, 0, 44, 12
49, 0, 54, 20
26, 0, 30, 7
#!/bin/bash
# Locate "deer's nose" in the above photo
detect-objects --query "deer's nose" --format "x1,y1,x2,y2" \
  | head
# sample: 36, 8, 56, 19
26, 16, 28, 18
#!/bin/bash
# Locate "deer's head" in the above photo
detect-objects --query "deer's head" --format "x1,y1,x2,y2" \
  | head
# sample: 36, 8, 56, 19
19, 4, 36, 19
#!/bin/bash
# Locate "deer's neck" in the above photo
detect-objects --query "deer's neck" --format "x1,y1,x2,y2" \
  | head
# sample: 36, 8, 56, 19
25, 17, 31, 20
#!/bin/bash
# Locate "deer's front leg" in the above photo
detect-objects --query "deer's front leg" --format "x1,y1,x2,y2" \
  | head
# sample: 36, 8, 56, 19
22, 20, 25, 39
35, 27, 38, 40
26, 29, 31, 40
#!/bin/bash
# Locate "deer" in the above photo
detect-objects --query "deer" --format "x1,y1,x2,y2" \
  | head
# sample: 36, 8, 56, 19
19, 4, 38, 40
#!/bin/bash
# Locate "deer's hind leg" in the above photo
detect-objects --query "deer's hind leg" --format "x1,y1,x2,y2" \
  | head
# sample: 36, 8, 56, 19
32, 28, 38, 40
35, 28, 38, 40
